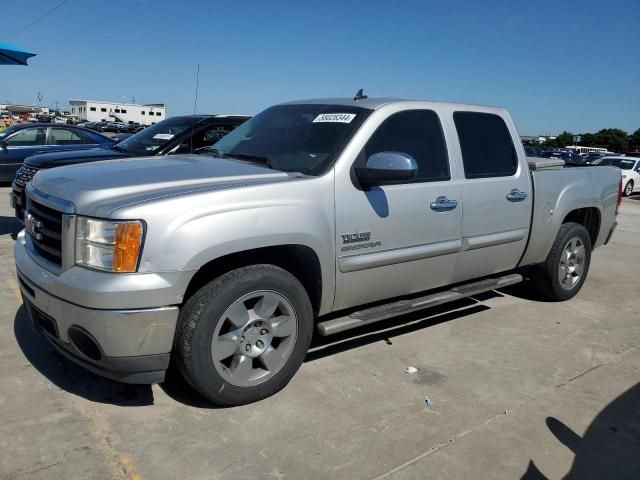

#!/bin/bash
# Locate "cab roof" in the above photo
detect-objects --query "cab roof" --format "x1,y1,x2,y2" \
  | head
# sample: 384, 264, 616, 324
280, 97, 504, 111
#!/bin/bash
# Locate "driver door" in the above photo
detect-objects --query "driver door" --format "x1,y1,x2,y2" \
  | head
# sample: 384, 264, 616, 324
333, 109, 463, 310
0, 127, 47, 181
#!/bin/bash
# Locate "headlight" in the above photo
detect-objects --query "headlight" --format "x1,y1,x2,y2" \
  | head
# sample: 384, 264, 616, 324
75, 217, 144, 272
621, 174, 627, 179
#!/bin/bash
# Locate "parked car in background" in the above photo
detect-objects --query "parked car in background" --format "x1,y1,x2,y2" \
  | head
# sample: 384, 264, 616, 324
594, 156, 640, 196
101, 122, 131, 133
78, 121, 104, 132
0, 123, 115, 182
14, 97, 621, 405
524, 145, 544, 157
542, 149, 585, 165
10, 114, 250, 219
582, 152, 618, 164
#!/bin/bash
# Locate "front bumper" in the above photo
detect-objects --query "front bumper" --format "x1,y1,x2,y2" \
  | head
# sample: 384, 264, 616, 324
24, 298, 171, 383
15, 233, 180, 384
9, 181, 25, 221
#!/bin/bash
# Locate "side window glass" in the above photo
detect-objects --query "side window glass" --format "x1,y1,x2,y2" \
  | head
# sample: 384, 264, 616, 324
5, 128, 47, 146
184, 125, 237, 150
363, 110, 450, 182
454, 112, 517, 178
50, 128, 86, 145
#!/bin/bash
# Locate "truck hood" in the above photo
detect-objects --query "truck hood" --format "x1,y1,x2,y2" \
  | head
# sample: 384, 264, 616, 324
31, 154, 294, 217
25, 147, 131, 168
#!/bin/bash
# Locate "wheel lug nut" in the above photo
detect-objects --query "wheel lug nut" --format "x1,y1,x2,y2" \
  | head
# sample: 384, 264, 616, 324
260, 329, 268, 335
256, 340, 264, 348
240, 336, 245, 342
245, 344, 251, 352
255, 321, 262, 327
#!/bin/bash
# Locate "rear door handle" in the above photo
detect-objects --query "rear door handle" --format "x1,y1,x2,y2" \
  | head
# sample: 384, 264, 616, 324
506, 189, 528, 202
430, 196, 458, 212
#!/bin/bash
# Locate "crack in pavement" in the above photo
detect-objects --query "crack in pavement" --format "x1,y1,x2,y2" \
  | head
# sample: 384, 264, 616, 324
373, 342, 640, 479
1, 462, 60, 480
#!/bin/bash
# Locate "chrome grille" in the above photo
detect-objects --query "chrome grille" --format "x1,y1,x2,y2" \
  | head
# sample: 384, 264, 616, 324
26, 198, 63, 266
15, 165, 40, 186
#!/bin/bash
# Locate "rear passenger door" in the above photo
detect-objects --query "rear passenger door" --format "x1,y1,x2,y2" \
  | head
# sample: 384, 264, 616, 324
450, 110, 531, 282
49, 127, 100, 151
333, 109, 463, 310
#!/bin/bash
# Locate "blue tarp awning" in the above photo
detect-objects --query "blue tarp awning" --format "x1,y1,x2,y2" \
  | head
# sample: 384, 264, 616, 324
0, 43, 36, 65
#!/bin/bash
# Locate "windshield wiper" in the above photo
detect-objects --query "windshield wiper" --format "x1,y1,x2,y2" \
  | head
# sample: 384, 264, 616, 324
193, 146, 220, 156
224, 153, 274, 169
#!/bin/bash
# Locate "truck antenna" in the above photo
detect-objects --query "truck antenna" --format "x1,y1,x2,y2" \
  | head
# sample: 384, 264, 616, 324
353, 89, 367, 101
190, 64, 200, 153
192, 64, 200, 115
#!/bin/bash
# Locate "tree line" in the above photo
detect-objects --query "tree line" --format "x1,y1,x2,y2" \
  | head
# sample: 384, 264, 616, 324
541, 128, 640, 152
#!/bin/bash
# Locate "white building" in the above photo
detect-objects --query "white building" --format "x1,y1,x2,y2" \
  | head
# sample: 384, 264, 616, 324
69, 99, 166, 125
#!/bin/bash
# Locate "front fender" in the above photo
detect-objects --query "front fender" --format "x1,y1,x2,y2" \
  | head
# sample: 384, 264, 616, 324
113, 176, 336, 313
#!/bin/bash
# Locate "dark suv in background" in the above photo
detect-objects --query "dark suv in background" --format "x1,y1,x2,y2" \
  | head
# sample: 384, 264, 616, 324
10, 114, 250, 219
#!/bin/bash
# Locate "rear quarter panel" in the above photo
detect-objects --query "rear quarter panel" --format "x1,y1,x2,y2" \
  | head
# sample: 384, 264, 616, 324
519, 166, 619, 266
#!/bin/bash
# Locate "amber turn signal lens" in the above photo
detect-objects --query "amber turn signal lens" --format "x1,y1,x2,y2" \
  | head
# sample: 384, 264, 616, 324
113, 222, 143, 272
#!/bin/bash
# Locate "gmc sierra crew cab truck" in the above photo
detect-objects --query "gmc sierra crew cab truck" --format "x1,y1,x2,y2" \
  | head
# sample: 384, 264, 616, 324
15, 97, 621, 406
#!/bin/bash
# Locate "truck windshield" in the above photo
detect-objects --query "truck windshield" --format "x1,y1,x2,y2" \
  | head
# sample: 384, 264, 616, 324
115, 117, 198, 156
211, 104, 371, 176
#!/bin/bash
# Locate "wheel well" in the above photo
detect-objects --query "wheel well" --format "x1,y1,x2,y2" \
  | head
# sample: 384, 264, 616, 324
562, 207, 601, 248
183, 245, 323, 314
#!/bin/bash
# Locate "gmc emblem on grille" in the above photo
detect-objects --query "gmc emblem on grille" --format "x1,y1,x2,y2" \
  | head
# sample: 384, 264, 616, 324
25, 213, 43, 240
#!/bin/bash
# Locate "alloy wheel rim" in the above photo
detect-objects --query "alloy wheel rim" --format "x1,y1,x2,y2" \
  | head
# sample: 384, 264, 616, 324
211, 290, 298, 387
558, 236, 586, 291
625, 183, 633, 196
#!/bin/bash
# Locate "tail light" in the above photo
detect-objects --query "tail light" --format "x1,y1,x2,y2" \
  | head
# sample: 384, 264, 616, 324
616, 178, 622, 215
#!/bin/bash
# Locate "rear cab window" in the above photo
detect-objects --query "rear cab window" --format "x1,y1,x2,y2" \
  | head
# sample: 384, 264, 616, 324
453, 112, 518, 178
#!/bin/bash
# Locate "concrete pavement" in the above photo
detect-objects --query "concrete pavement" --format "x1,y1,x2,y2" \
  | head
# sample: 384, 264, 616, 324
1, 186, 638, 479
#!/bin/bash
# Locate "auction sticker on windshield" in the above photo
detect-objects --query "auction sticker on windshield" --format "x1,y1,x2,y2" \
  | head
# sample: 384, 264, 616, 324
313, 113, 356, 123
153, 133, 175, 140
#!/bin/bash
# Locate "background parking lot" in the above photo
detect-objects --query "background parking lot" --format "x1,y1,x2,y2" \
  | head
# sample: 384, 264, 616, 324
1, 186, 639, 480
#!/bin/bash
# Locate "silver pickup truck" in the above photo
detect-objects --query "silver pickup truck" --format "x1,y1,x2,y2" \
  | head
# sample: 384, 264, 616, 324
15, 97, 621, 405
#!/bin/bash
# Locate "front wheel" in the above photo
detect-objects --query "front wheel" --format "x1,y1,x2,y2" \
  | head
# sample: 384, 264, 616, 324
623, 181, 634, 197
174, 265, 313, 406
532, 222, 592, 301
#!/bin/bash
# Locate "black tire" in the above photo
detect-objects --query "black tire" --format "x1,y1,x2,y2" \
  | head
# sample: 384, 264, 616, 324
623, 181, 633, 197
174, 264, 313, 406
532, 222, 592, 301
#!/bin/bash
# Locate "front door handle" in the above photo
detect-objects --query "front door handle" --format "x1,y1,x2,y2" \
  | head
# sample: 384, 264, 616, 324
430, 196, 458, 212
506, 189, 528, 202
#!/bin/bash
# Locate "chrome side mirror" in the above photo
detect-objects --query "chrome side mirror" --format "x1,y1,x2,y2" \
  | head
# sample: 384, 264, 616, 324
355, 151, 417, 188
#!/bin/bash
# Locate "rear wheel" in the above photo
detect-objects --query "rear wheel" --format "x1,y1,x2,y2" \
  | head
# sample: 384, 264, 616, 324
623, 181, 634, 197
174, 265, 313, 406
532, 222, 591, 301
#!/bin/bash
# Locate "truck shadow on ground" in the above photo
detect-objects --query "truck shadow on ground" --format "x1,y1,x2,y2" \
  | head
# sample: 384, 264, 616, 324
13, 306, 154, 406
521, 382, 640, 479
0, 215, 22, 239
161, 296, 493, 408
15, 292, 502, 408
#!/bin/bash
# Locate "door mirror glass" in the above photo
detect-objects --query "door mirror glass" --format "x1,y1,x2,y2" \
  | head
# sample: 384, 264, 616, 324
355, 151, 417, 187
